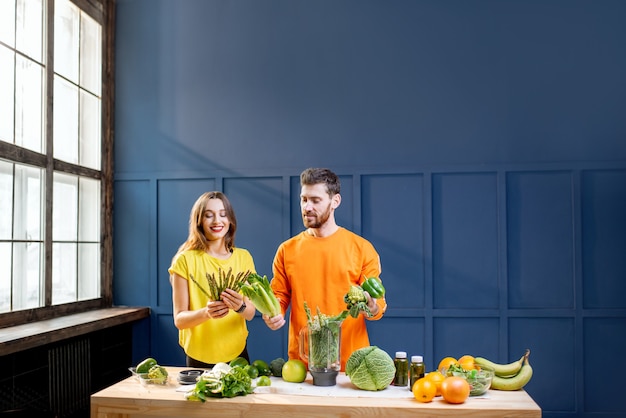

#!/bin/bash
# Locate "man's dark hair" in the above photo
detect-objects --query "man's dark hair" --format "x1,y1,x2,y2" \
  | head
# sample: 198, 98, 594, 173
300, 167, 341, 196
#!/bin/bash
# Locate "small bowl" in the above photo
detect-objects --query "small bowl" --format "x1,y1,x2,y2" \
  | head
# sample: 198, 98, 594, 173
178, 369, 204, 385
451, 365, 494, 396
128, 367, 148, 380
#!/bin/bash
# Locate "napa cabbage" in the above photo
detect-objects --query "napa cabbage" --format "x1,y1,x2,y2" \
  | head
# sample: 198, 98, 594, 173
345, 346, 395, 391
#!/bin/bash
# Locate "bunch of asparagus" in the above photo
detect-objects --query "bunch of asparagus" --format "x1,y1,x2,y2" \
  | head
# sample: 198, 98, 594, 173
189, 267, 251, 301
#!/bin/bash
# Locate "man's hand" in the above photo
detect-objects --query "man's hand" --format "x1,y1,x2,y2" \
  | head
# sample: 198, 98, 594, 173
364, 291, 380, 316
263, 313, 286, 330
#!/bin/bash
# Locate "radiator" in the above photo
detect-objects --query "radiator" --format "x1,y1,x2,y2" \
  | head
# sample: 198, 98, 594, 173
48, 338, 91, 418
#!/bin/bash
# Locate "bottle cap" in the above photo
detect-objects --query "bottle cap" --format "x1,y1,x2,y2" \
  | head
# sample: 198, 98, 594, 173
411, 355, 423, 362
395, 351, 407, 358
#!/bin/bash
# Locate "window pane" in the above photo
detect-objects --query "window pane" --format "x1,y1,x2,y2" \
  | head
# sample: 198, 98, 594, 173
13, 164, 42, 241
78, 177, 100, 241
15, 0, 43, 63
78, 243, 99, 300
0, 160, 13, 240
12, 241, 43, 310
0, 46, 15, 144
0, 0, 16, 47
54, 0, 79, 83
15, 55, 43, 152
53, 172, 78, 241
0, 243, 11, 313
80, 12, 101, 96
52, 242, 76, 304
79, 90, 101, 170
2, 0, 106, 314
53, 76, 79, 163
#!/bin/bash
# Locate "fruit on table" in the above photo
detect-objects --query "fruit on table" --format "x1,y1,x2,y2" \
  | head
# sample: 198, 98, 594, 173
447, 362, 494, 396
457, 355, 475, 371
474, 350, 527, 377
256, 376, 271, 386
440, 376, 470, 404
252, 359, 271, 376
412, 377, 437, 403
345, 346, 395, 391
229, 357, 249, 369
437, 356, 457, 374
282, 359, 307, 383
474, 349, 533, 391
244, 365, 259, 379
424, 371, 445, 396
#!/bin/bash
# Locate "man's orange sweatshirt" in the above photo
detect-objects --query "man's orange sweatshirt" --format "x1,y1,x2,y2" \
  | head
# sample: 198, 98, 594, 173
270, 227, 387, 371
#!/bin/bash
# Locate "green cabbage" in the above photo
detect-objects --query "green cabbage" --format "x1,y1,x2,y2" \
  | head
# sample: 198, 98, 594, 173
345, 346, 395, 391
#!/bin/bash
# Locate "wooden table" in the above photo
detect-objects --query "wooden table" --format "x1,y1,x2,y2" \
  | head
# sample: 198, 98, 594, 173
91, 366, 541, 418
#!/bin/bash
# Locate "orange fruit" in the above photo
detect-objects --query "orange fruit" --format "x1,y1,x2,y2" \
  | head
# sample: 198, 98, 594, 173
424, 371, 445, 396
412, 378, 437, 403
440, 376, 470, 404
437, 357, 457, 374
458, 355, 475, 371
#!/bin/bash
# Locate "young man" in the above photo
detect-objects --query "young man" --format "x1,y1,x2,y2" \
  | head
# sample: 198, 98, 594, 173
263, 168, 387, 371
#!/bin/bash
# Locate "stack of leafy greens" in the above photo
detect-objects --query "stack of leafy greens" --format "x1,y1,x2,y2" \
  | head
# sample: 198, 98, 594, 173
240, 273, 281, 317
185, 363, 253, 400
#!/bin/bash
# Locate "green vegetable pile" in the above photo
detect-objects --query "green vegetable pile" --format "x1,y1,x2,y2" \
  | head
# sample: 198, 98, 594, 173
134, 357, 169, 385
345, 346, 395, 391
185, 363, 253, 400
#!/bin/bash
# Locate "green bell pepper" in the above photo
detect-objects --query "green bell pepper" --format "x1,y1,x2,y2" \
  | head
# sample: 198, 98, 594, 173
362, 277, 385, 299
136, 357, 157, 374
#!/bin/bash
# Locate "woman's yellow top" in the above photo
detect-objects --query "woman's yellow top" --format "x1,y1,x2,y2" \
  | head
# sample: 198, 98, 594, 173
169, 248, 256, 364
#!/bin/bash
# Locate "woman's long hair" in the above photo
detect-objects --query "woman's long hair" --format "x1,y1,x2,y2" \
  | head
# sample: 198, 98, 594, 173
173, 191, 238, 258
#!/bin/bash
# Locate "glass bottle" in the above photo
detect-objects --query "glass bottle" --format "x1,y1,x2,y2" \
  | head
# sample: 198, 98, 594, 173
409, 355, 425, 390
393, 351, 409, 386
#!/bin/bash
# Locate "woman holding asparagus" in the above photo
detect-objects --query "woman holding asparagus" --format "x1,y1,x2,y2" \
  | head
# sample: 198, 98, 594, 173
169, 191, 257, 368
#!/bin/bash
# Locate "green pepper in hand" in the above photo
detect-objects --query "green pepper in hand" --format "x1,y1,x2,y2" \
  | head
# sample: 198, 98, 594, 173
362, 277, 385, 299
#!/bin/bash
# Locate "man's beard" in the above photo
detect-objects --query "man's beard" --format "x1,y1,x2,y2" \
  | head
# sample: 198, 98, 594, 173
302, 203, 332, 229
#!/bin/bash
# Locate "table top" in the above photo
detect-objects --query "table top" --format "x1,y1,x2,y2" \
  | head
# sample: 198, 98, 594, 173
91, 366, 541, 418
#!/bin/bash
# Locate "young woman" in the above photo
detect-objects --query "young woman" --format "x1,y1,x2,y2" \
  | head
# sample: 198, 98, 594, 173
169, 191, 256, 368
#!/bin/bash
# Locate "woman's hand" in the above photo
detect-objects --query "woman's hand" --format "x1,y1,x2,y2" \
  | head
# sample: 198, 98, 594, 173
206, 299, 229, 319
220, 288, 245, 312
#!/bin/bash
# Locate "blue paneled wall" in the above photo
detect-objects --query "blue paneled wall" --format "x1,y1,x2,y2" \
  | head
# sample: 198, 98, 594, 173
113, 1, 626, 417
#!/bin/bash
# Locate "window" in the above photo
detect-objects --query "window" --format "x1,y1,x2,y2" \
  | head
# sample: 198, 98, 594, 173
0, 0, 113, 324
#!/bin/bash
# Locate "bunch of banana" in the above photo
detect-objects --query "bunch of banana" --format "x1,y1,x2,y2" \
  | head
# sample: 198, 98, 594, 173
474, 348, 533, 391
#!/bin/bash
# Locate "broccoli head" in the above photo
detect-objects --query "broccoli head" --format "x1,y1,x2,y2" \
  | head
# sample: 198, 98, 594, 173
147, 365, 169, 384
